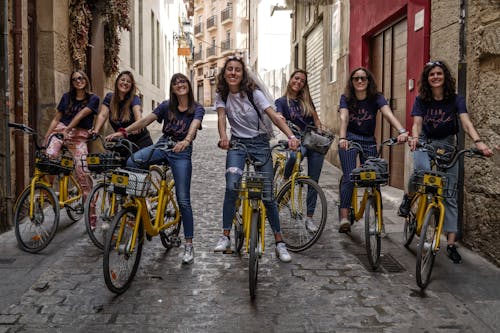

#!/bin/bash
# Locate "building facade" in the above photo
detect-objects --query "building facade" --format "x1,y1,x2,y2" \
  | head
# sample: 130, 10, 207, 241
0, 0, 191, 231
288, 0, 499, 265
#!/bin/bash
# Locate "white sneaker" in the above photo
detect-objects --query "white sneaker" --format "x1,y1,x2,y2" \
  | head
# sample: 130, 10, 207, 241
182, 243, 194, 264
339, 218, 351, 233
275, 242, 291, 263
214, 235, 230, 252
305, 217, 318, 233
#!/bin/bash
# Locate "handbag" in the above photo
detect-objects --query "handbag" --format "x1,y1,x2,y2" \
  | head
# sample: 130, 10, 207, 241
302, 127, 335, 155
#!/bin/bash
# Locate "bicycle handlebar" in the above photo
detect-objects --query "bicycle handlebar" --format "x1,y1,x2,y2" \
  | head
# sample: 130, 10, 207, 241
226, 140, 272, 167
415, 141, 485, 170
347, 137, 399, 160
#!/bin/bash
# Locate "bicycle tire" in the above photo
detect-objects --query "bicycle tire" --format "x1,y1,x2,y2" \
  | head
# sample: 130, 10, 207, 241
416, 206, 438, 289
403, 195, 419, 248
14, 183, 60, 253
103, 206, 143, 294
84, 182, 116, 250
158, 192, 182, 250
338, 175, 355, 225
233, 205, 244, 254
364, 197, 381, 270
249, 209, 260, 299
65, 176, 84, 222
276, 177, 327, 252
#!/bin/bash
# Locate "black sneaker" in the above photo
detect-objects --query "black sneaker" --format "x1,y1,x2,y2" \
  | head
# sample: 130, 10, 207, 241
447, 244, 462, 264
398, 194, 412, 217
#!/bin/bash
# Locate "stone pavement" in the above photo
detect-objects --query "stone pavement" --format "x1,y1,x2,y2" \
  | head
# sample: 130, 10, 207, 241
0, 112, 499, 332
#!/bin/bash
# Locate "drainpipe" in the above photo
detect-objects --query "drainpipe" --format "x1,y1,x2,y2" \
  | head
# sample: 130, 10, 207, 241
13, 0, 24, 196
456, 0, 467, 239
0, 0, 12, 231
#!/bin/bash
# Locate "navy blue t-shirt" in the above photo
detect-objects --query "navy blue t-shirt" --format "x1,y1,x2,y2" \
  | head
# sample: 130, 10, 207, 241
102, 92, 141, 131
275, 96, 315, 131
411, 95, 466, 139
339, 94, 388, 137
153, 100, 205, 141
57, 92, 99, 130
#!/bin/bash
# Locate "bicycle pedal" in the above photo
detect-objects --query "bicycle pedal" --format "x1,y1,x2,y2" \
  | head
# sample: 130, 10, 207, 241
223, 249, 234, 254
146, 234, 153, 241
170, 236, 181, 247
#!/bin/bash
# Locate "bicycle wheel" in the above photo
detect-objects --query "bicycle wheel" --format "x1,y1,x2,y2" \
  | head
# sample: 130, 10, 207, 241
65, 176, 84, 222
249, 209, 260, 299
338, 175, 355, 225
403, 195, 419, 248
276, 177, 327, 252
14, 183, 60, 253
84, 182, 116, 250
233, 204, 244, 254
416, 206, 438, 289
364, 197, 381, 270
103, 206, 143, 294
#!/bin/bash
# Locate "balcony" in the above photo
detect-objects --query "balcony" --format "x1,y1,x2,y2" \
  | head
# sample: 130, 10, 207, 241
193, 50, 203, 63
206, 15, 217, 31
221, 7, 233, 24
194, 23, 203, 36
220, 39, 232, 54
206, 45, 217, 59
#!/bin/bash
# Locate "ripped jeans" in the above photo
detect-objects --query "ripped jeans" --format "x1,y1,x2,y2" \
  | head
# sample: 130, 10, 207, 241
222, 135, 281, 234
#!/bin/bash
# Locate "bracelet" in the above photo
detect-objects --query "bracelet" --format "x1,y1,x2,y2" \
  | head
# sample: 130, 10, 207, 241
474, 139, 483, 144
118, 127, 128, 138
398, 128, 408, 134
288, 135, 296, 140
339, 137, 347, 141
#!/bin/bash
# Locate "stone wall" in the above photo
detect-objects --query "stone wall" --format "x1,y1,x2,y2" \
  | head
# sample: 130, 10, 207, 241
462, 0, 500, 266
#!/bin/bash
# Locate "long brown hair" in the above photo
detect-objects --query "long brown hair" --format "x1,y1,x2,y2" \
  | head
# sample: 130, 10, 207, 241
343, 67, 380, 112
110, 71, 137, 123
67, 70, 91, 114
167, 73, 197, 121
285, 69, 315, 117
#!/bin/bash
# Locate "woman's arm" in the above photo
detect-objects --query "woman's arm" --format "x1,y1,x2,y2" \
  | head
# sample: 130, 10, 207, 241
338, 108, 349, 150
173, 119, 202, 153
409, 116, 423, 151
91, 104, 110, 134
380, 105, 408, 143
44, 111, 62, 144
65, 107, 94, 132
217, 107, 229, 149
459, 113, 493, 156
106, 113, 157, 141
129, 104, 144, 135
264, 107, 299, 150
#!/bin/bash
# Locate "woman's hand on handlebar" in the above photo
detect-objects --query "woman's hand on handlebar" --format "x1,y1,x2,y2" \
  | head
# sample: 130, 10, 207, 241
288, 136, 300, 151
105, 131, 124, 142
218, 137, 230, 150
397, 131, 409, 143
338, 138, 348, 150
476, 141, 493, 157
173, 139, 190, 153
408, 136, 419, 151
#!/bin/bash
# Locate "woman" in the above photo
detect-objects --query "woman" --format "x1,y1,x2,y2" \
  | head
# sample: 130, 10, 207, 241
338, 67, 408, 233
91, 71, 153, 155
107, 73, 204, 265
45, 70, 99, 200
275, 69, 324, 232
398, 60, 493, 263
213, 55, 300, 262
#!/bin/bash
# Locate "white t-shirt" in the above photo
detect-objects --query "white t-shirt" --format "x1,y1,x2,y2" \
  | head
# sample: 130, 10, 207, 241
215, 90, 272, 138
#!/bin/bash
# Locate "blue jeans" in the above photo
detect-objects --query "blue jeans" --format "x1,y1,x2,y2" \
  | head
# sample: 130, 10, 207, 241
283, 145, 325, 215
338, 132, 377, 209
409, 135, 458, 233
222, 135, 281, 234
127, 137, 194, 239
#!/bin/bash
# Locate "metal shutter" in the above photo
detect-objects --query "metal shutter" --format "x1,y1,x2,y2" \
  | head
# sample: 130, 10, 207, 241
306, 25, 324, 115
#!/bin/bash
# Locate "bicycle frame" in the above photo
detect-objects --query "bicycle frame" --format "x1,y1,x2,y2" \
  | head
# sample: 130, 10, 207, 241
351, 186, 382, 228
239, 185, 266, 253
57, 173, 82, 208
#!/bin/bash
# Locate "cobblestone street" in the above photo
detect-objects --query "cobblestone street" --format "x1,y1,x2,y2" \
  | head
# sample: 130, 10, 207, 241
1, 113, 499, 332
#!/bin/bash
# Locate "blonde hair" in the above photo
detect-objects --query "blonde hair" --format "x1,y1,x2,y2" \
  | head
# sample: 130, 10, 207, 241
285, 69, 315, 117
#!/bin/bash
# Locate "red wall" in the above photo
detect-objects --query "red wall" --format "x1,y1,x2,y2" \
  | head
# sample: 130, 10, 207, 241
349, 0, 430, 130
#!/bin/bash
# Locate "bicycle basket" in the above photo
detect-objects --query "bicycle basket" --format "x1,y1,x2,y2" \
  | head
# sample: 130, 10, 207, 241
302, 126, 335, 155
237, 171, 272, 201
415, 170, 457, 198
350, 157, 389, 187
85, 152, 123, 173
109, 168, 151, 197
35, 152, 74, 175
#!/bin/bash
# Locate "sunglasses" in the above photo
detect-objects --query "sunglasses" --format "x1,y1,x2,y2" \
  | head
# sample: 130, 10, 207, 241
227, 55, 243, 61
351, 76, 368, 82
72, 76, 85, 83
173, 78, 187, 86
426, 61, 443, 67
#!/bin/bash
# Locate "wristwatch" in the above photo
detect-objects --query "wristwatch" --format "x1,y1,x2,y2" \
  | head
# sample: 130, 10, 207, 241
398, 128, 408, 134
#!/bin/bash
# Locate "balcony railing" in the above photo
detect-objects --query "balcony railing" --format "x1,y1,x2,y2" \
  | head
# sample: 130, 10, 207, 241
193, 50, 203, 62
221, 7, 232, 23
194, 23, 203, 36
206, 45, 217, 58
206, 15, 217, 30
221, 39, 232, 52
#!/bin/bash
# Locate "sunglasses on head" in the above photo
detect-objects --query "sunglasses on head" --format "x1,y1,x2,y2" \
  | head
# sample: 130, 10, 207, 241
72, 76, 85, 83
426, 61, 443, 67
227, 55, 243, 61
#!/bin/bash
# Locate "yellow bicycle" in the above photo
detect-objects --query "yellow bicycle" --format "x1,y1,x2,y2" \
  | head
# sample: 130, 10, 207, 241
338, 138, 398, 269
402, 141, 485, 288
103, 140, 180, 294
228, 141, 272, 299
9, 122, 84, 253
